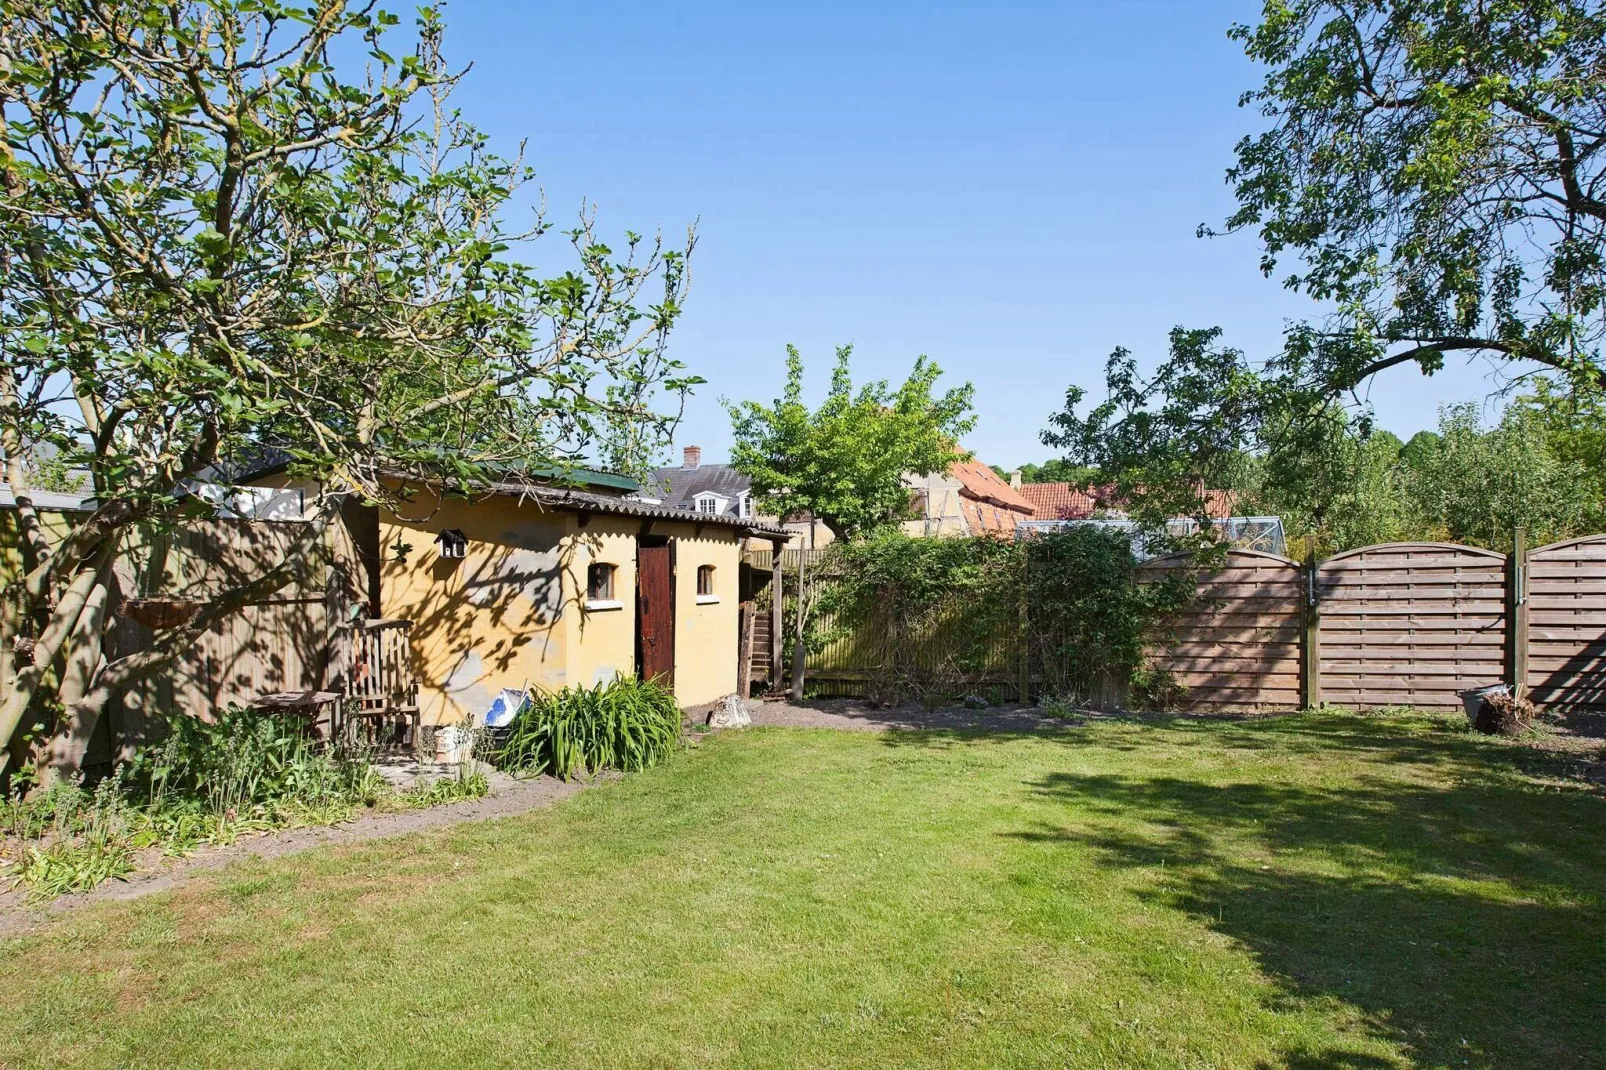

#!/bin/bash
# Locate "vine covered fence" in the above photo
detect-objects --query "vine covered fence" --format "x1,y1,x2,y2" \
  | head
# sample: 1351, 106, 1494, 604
748, 532, 1606, 713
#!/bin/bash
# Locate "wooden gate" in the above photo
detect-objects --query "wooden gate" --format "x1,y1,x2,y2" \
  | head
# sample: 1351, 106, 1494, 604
1316, 543, 1507, 711
1525, 535, 1606, 711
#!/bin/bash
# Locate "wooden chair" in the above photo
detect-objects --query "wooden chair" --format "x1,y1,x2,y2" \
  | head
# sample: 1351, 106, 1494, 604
333, 619, 422, 758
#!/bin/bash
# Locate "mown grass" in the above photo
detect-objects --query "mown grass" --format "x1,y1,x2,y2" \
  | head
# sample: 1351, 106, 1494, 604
0, 710, 1601, 1068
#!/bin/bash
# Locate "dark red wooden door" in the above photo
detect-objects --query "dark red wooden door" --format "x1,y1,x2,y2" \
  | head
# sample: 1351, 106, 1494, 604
637, 543, 675, 686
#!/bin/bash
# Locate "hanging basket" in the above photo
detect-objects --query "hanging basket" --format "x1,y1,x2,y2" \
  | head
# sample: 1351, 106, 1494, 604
118, 597, 203, 630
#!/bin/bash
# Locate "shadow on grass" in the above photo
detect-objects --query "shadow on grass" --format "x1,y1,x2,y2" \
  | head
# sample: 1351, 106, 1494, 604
1007, 733, 1606, 1067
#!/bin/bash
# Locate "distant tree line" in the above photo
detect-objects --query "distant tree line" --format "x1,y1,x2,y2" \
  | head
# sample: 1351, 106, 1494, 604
1230, 380, 1606, 554
1012, 375, 1605, 555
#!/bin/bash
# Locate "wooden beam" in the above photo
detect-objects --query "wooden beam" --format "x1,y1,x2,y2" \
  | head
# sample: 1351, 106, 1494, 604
769, 537, 785, 689
737, 600, 756, 700
1509, 526, 1529, 697
1302, 534, 1321, 710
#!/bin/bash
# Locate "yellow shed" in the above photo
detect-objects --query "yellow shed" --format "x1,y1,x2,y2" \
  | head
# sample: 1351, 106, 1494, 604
356, 477, 788, 725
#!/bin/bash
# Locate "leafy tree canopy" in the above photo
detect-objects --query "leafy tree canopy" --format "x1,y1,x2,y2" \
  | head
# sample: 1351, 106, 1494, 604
1048, 1, 1606, 544
989, 459, 1098, 485
1219, 0, 1606, 394
0, 0, 696, 777
726, 345, 975, 541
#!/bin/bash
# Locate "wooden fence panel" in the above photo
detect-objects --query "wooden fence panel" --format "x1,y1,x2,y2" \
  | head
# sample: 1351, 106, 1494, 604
1317, 543, 1506, 711
741, 534, 1601, 711
1526, 535, 1606, 712
1141, 550, 1303, 710
115, 516, 361, 731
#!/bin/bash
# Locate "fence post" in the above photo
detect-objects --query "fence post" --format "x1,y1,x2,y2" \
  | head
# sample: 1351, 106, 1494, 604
737, 600, 755, 700
769, 541, 784, 690
1509, 526, 1529, 698
1302, 534, 1322, 710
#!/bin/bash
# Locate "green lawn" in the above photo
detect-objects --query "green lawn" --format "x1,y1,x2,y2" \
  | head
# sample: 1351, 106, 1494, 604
2, 711, 1603, 1068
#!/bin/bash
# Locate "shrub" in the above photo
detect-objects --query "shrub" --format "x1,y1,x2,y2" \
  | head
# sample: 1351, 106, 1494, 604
1026, 527, 1195, 706
496, 678, 682, 780
126, 705, 386, 830
0, 706, 471, 900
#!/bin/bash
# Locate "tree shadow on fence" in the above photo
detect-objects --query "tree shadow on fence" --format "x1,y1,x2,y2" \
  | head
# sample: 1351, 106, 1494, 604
1004, 737, 1606, 1067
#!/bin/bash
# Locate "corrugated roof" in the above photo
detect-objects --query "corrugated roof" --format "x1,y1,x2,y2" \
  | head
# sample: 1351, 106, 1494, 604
0, 484, 93, 512
472, 478, 791, 538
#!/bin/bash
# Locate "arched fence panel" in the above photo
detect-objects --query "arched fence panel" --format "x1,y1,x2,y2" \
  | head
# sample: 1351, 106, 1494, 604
1141, 550, 1303, 710
1316, 544, 1507, 711
1526, 535, 1606, 712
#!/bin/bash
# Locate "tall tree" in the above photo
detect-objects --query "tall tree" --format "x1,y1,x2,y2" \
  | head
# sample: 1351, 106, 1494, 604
726, 345, 975, 541
1217, 0, 1606, 397
1041, 327, 1266, 542
1046, 2, 1606, 535
0, 1, 696, 778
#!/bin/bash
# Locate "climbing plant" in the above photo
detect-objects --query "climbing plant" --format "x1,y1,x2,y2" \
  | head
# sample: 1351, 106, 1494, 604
805, 529, 1195, 707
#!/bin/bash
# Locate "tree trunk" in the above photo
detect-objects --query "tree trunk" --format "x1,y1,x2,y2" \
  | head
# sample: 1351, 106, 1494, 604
40, 576, 113, 786
789, 549, 807, 702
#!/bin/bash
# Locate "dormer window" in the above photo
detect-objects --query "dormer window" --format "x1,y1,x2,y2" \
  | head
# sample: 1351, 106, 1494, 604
737, 491, 753, 518
693, 492, 728, 515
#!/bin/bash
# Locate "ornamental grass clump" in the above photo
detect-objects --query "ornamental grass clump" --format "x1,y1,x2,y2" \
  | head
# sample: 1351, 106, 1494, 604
496, 678, 682, 780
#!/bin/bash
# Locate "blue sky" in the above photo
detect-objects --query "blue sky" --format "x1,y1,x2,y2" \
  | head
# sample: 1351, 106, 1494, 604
441, 1, 1516, 469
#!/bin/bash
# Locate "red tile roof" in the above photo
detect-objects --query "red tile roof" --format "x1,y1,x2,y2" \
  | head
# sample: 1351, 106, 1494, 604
943, 455, 1036, 537
1017, 482, 1238, 521
948, 458, 1037, 514
1017, 482, 1098, 520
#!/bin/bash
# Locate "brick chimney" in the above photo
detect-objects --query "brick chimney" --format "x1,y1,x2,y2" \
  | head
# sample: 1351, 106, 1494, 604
682, 445, 701, 470
1009, 469, 1022, 489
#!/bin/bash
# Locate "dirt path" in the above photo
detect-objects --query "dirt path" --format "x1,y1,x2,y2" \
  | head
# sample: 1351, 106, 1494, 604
738, 698, 1073, 733
0, 773, 587, 936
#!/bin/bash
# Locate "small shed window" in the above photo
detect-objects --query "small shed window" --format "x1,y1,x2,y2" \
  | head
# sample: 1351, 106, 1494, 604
587, 562, 615, 602
696, 565, 715, 596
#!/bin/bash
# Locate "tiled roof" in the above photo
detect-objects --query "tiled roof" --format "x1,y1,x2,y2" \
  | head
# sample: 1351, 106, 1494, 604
1018, 482, 1238, 520
959, 497, 1028, 537
935, 455, 1036, 538
1017, 483, 1097, 520
948, 458, 1037, 514
1201, 489, 1238, 519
